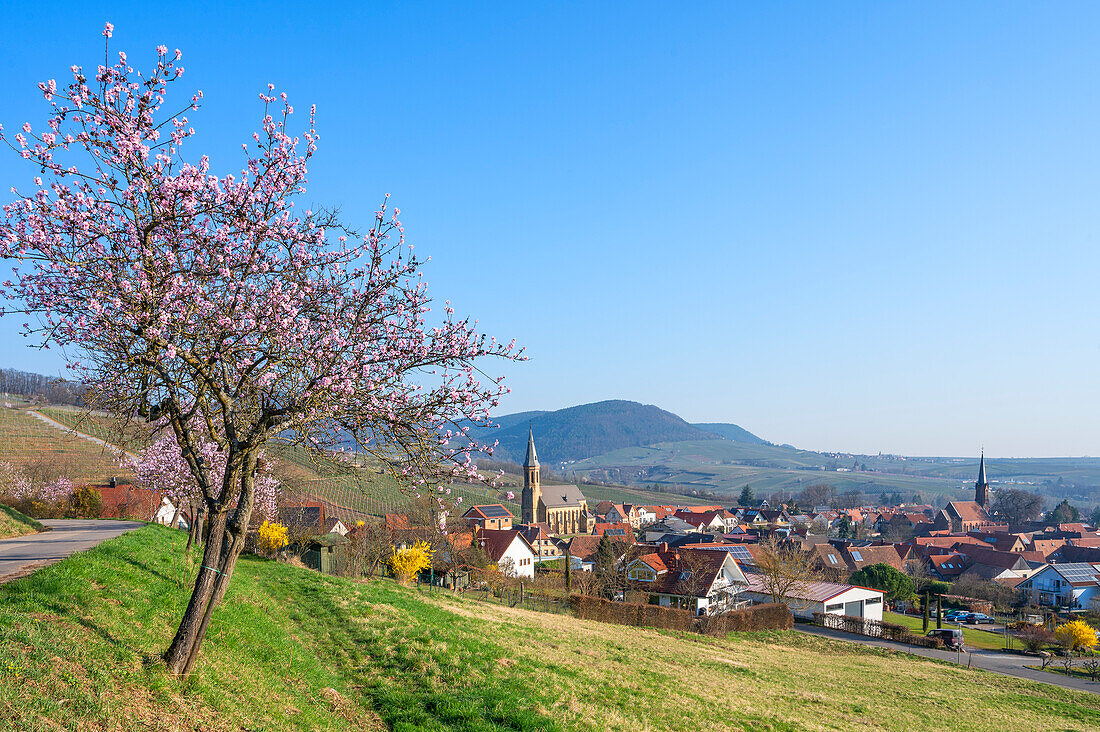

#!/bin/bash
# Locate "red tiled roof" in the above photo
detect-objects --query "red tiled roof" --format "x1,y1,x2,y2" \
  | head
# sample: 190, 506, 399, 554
566, 535, 603, 562
946, 501, 991, 524
477, 529, 532, 562
384, 514, 410, 531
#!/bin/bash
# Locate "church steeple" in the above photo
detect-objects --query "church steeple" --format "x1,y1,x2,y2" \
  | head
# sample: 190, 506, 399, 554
524, 427, 539, 469
975, 450, 990, 508
521, 427, 541, 524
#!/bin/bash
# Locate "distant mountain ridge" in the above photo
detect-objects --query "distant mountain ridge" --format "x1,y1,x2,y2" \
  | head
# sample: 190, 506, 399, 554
478, 400, 763, 465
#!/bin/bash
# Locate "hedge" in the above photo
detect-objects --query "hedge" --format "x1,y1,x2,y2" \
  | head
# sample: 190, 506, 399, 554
570, 595, 792, 636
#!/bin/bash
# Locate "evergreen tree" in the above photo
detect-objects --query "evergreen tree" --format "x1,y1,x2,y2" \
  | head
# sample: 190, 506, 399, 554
738, 485, 755, 507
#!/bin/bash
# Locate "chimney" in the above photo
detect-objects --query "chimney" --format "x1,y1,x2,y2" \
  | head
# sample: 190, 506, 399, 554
659, 542, 669, 553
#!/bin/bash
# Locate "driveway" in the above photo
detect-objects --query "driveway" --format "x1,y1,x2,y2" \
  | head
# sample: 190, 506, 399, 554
0, 519, 143, 582
797, 624, 1100, 695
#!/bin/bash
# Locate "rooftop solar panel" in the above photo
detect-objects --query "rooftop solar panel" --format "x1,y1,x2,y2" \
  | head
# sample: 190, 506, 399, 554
478, 505, 512, 518
726, 546, 754, 561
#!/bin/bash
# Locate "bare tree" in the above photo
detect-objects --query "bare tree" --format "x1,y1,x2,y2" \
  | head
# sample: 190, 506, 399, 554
752, 535, 823, 607
991, 489, 1044, 525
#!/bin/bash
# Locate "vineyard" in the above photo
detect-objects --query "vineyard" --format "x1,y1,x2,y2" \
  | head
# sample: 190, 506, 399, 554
8, 405, 691, 521
0, 407, 131, 486
10, 405, 519, 520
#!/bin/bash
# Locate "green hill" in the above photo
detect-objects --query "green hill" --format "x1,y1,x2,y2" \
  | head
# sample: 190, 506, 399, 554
480, 400, 720, 465
2, 524, 1099, 730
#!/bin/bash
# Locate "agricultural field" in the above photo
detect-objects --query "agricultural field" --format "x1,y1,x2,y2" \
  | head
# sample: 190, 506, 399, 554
1, 524, 1098, 731
0, 407, 132, 487
564, 437, 1100, 507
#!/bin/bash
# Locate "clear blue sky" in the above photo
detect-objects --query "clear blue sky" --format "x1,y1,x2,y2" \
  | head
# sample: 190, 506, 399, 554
2, 2, 1099, 457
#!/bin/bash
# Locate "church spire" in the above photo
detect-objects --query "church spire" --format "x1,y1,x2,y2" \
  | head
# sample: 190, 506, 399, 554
524, 425, 539, 468
521, 426, 541, 525
975, 450, 990, 508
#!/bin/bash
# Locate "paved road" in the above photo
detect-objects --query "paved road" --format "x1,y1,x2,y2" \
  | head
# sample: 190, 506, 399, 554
798, 624, 1099, 695
0, 519, 143, 582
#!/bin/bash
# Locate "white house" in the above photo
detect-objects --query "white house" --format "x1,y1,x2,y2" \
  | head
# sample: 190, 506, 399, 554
477, 528, 538, 579
1017, 563, 1100, 609
626, 547, 749, 616
741, 571, 885, 621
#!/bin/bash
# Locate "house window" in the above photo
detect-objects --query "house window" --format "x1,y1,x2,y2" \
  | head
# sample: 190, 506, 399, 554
866, 596, 881, 605
629, 568, 655, 582
825, 603, 843, 612
828, 555, 838, 564
851, 550, 863, 562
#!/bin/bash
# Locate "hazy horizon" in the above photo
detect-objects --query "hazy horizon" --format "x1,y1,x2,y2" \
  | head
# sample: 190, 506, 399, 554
3, 3, 1100, 458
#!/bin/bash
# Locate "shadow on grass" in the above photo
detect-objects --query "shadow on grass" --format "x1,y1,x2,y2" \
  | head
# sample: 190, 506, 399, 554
44, 600, 158, 665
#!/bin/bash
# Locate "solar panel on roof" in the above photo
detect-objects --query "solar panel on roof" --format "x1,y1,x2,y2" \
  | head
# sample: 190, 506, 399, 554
478, 505, 512, 518
726, 546, 754, 561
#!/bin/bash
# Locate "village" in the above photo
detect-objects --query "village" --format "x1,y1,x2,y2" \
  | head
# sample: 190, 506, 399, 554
224, 432, 1100, 651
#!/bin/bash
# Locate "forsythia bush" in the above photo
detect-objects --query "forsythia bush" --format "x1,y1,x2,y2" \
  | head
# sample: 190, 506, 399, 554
1055, 619, 1098, 651
256, 520, 289, 555
390, 540, 434, 584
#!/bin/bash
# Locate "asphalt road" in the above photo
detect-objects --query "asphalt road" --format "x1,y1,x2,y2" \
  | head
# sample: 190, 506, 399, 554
0, 519, 143, 582
798, 624, 1100, 695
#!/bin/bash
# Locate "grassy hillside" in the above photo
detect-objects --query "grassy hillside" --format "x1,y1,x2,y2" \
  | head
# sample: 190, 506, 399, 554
0, 502, 43, 540
2, 525, 1099, 731
692, 422, 768, 445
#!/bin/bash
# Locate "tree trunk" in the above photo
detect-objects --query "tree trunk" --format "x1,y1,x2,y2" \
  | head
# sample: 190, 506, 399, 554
186, 504, 204, 556
164, 452, 258, 676
163, 505, 228, 674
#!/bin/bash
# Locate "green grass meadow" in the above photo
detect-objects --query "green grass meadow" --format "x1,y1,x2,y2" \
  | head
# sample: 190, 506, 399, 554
2, 525, 1100, 730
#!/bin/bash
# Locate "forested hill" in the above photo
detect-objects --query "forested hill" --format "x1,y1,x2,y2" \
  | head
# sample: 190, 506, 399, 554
478, 400, 763, 465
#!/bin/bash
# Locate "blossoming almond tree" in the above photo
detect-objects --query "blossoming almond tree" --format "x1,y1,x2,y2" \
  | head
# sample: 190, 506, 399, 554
126, 429, 279, 552
0, 26, 519, 676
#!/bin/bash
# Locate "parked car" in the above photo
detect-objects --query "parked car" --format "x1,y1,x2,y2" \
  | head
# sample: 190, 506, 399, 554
967, 613, 996, 625
944, 610, 969, 622
927, 628, 965, 650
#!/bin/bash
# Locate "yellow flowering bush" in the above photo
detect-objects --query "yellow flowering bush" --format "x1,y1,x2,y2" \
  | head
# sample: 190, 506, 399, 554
1055, 619, 1098, 651
390, 540, 433, 584
256, 520, 289, 556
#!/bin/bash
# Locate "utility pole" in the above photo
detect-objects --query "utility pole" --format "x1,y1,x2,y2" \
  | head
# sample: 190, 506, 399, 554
937, 595, 943, 630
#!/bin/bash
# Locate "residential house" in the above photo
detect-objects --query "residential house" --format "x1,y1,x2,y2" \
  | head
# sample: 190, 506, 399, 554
1017, 563, 1100, 609
515, 523, 561, 561
477, 528, 538, 578
958, 547, 1034, 581
462, 504, 515, 531
927, 553, 968, 581
741, 572, 885, 621
625, 546, 748, 616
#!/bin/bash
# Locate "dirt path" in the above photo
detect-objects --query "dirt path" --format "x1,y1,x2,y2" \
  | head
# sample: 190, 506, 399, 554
28, 409, 137, 459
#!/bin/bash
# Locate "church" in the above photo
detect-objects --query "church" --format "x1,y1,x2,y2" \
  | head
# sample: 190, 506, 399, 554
520, 430, 590, 535
934, 452, 996, 533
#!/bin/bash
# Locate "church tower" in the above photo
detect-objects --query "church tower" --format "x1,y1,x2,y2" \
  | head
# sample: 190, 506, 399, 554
521, 428, 541, 525
975, 451, 990, 508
